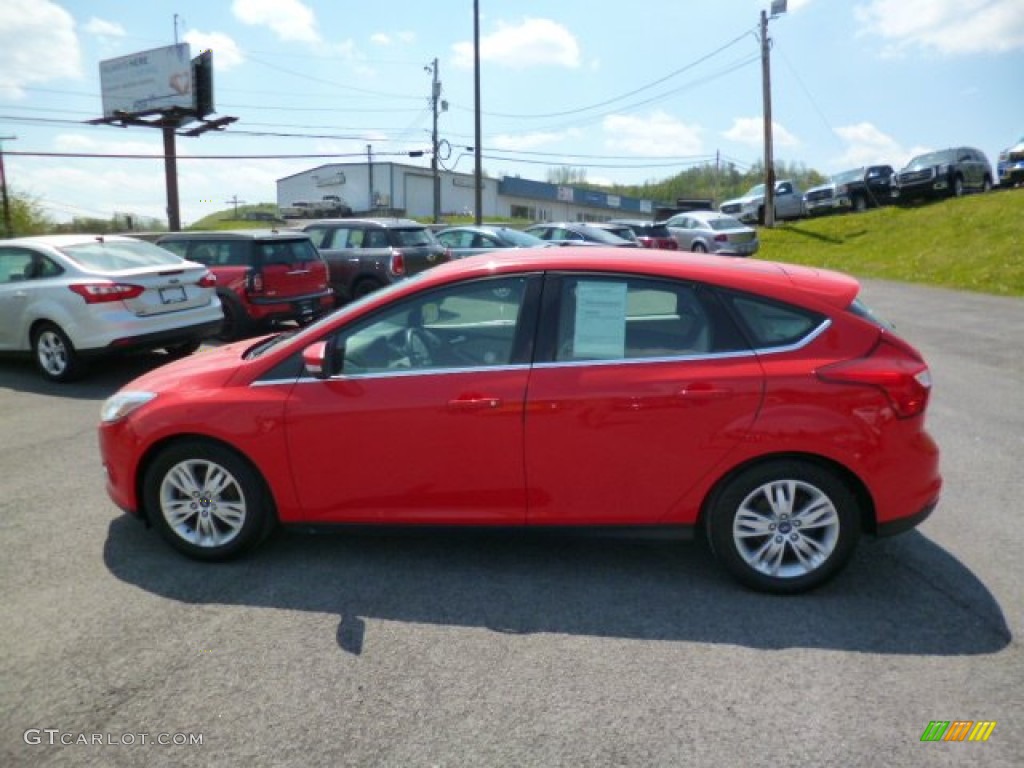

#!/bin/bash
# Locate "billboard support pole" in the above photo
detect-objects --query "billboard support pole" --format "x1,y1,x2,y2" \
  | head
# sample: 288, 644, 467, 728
162, 121, 181, 231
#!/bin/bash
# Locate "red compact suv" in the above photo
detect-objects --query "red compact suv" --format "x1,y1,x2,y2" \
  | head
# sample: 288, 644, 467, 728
157, 230, 333, 340
99, 249, 940, 594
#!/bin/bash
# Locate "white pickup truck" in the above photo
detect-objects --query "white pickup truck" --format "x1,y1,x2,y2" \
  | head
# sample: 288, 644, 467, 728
720, 180, 806, 224
281, 195, 352, 219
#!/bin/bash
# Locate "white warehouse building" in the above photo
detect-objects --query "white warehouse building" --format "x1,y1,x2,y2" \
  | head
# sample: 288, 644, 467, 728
276, 161, 659, 222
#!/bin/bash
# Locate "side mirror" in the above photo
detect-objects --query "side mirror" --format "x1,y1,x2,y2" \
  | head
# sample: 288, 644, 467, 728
302, 341, 336, 379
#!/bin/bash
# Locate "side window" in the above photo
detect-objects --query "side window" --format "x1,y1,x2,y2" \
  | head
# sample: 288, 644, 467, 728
346, 229, 364, 248
554, 277, 717, 362
777, 182, 793, 195
723, 291, 826, 349
0, 248, 36, 284
187, 242, 215, 265
305, 227, 331, 249
332, 277, 529, 375
159, 240, 189, 258
364, 229, 389, 248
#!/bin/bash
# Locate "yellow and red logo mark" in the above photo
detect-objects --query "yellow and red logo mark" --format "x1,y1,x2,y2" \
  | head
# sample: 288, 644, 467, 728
921, 721, 996, 742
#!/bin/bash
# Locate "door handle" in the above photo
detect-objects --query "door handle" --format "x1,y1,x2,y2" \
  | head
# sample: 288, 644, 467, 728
677, 384, 732, 399
447, 397, 502, 411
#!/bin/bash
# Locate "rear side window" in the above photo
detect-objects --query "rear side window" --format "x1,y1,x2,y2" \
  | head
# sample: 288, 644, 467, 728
723, 292, 826, 349
553, 276, 746, 362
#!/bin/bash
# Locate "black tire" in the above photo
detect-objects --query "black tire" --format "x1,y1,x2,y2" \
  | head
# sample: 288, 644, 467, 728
705, 460, 862, 594
216, 292, 252, 342
691, 242, 707, 253
143, 440, 275, 561
952, 175, 965, 198
757, 206, 766, 226
353, 278, 384, 299
164, 339, 202, 359
31, 322, 85, 382
852, 194, 868, 213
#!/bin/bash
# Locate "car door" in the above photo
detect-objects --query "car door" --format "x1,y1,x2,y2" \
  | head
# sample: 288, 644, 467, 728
524, 274, 764, 526
283, 274, 541, 524
0, 247, 39, 349
775, 182, 800, 219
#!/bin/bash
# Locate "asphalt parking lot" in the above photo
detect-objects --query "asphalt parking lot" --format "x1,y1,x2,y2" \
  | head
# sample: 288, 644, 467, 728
1, 279, 1021, 767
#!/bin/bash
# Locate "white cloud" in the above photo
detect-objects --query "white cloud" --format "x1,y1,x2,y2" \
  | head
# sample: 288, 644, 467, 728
84, 18, 125, 38
855, 0, 1024, 55
0, 0, 81, 98
452, 18, 581, 70
833, 122, 930, 168
603, 112, 704, 156
232, 0, 320, 43
184, 30, 245, 71
371, 31, 415, 46
491, 129, 582, 152
724, 117, 799, 148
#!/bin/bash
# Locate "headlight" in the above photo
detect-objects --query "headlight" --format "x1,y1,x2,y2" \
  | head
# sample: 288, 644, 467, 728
101, 391, 157, 423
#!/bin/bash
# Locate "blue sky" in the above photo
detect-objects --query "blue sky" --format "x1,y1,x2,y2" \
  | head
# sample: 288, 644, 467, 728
1, 0, 1021, 225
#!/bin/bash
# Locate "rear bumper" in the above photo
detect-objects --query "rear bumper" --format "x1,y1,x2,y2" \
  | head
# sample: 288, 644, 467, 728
91, 318, 224, 356
245, 292, 334, 322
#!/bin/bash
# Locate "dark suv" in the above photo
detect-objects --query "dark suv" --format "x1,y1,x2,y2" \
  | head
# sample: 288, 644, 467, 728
157, 230, 334, 340
892, 147, 993, 202
301, 218, 451, 304
804, 165, 894, 215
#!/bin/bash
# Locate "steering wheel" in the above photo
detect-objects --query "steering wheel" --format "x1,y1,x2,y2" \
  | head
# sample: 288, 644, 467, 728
403, 327, 440, 366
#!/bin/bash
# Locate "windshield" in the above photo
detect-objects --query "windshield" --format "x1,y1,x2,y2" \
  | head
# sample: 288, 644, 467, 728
60, 239, 187, 271
743, 184, 765, 197
907, 150, 952, 169
832, 169, 864, 184
579, 226, 631, 245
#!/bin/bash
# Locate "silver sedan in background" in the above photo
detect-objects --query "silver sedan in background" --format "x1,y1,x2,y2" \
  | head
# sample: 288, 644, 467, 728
663, 210, 760, 257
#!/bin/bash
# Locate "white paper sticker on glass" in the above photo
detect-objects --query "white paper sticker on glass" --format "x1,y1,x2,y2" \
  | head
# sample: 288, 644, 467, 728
574, 281, 627, 359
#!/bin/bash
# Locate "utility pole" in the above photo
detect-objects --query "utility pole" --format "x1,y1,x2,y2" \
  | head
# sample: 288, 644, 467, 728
427, 58, 442, 223
224, 194, 246, 219
1, 136, 17, 238
760, 1, 787, 228
473, 0, 483, 225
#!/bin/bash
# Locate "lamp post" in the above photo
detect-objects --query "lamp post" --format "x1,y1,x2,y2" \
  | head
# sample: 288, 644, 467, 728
761, 0, 787, 228
426, 58, 442, 223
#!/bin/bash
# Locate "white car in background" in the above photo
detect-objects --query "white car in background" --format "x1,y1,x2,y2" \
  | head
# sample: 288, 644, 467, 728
0, 234, 223, 381
719, 180, 806, 224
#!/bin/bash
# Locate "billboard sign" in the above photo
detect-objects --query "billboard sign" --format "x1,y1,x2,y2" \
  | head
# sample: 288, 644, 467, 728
99, 44, 193, 117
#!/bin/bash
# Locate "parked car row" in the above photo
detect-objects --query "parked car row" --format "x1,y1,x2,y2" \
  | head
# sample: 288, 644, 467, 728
997, 135, 1024, 186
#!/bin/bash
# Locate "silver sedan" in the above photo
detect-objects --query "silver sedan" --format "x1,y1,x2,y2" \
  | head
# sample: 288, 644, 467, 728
663, 211, 760, 257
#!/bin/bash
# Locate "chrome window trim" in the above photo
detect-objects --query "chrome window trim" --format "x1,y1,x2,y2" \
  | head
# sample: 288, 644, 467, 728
535, 317, 832, 370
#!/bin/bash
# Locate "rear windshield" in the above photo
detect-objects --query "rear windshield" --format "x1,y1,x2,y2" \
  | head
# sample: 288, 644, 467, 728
709, 217, 745, 231
60, 240, 186, 271
579, 226, 631, 245
257, 238, 320, 265
635, 224, 671, 237
394, 228, 436, 247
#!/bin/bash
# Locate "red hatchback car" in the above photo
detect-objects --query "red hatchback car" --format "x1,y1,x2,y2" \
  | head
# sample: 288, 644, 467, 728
98, 250, 941, 593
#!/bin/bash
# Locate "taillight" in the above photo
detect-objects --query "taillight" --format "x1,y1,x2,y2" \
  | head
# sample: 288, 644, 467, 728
714, 234, 728, 242
389, 250, 406, 276
68, 282, 144, 304
816, 336, 932, 418
663, 239, 679, 250
197, 272, 216, 288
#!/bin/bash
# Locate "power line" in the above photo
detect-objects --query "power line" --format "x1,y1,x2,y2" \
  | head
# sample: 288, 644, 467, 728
4, 149, 430, 160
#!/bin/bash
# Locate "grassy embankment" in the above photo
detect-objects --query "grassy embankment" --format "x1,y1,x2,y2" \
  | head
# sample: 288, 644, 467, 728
757, 188, 1023, 297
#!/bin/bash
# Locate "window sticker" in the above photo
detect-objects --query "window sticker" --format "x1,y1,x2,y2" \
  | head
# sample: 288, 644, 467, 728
574, 281, 628, 359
